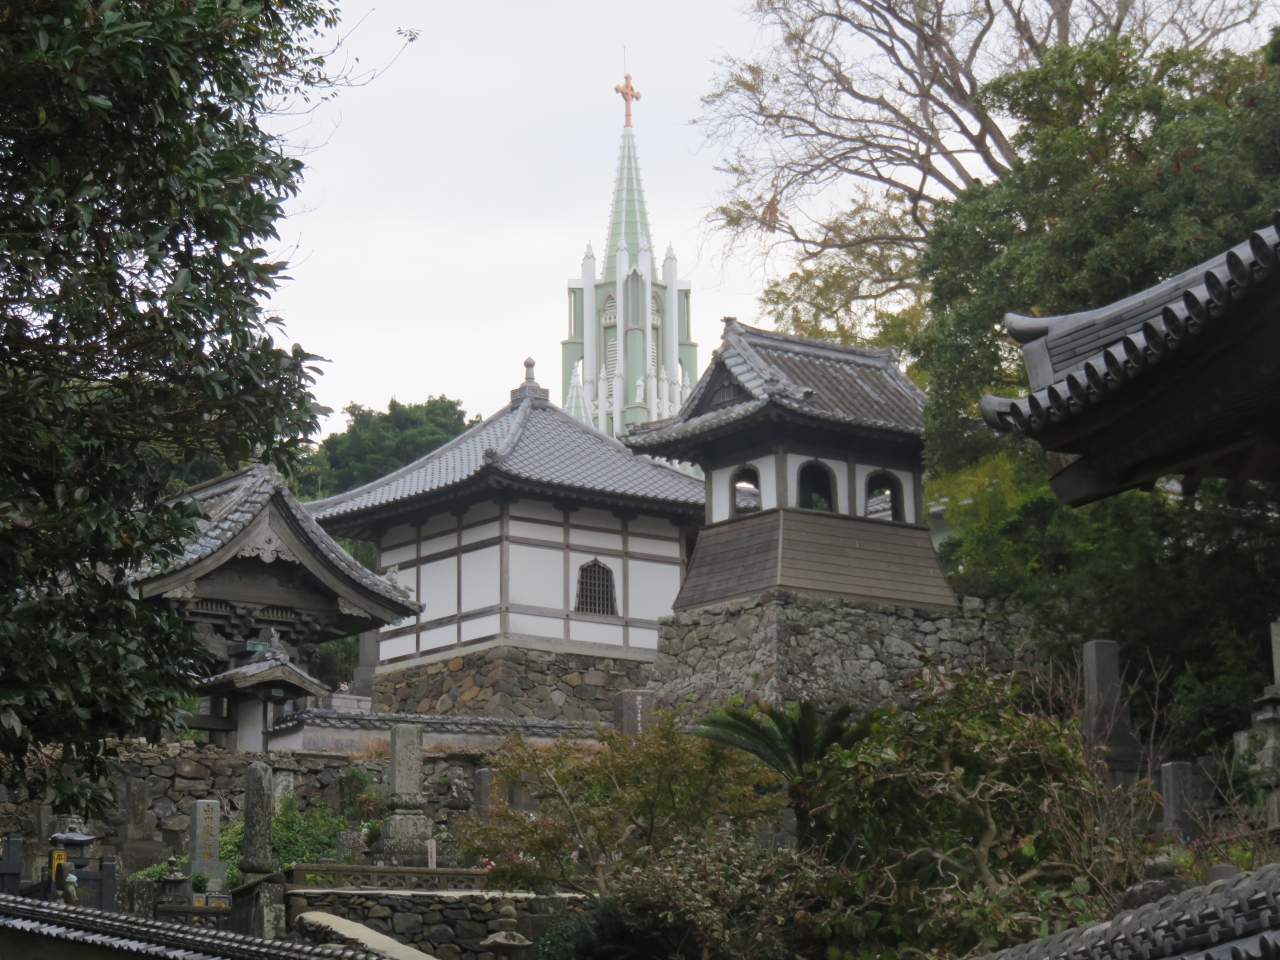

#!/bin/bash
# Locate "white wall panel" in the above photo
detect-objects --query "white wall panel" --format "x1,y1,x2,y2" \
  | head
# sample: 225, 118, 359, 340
630, 627, 659, 649
855, 464, 916, 520
509, 544, 565, 608
509, 613, 565, 639
628, 515, 675, 537
510, 499, 564, 523
568, 528, 623, 551
460, 546, 500, 612
710, 466, 733, 522
380, 541, 417, 567
460, 614, 501, 642
464, 502, 500, 524
509, 519, 562, 543
419, 556, 458, 621
383, 524, 416, 548
421, 513, 456, 538
569, 620, 624, 645
461, 521, 500, 545
419, 531, 456, 558
627, 560, 682, 620
749, 455, 777, 509
419, 624, 456, 651
628, 535, 680, 558
379, 634, 415, 661
575, 507, 621, 530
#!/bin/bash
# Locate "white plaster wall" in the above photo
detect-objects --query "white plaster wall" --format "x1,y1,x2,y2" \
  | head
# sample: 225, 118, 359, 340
509, 613, 565, 638
383, 524, 415, 547
576, 507, 621, 529
509, 543, 565, 608
421, 513, 456, 537
464, 502, 500, 523
629, 535, 680, 558
460, 614, 500, 642
510, 499, 563, 523
461, 521, 500, 545
460, 546, 500, 611
630, 627, 659, 648
750, 455, 777, 509
628, 560, 682, 621
786, 454, 849, 513
419, 556, 458, 621
710, 466, 733, 523
569, 528, 623, 551
854, 464, 917, 520
419, 531, 456, 558
380, 541, 417, 567
509, 519, 562, 543
234, 699, 265, 752
569, 620, 624, 645
379, 633, 415, 661
419, 624, 456, 651
629, 515, 675, 537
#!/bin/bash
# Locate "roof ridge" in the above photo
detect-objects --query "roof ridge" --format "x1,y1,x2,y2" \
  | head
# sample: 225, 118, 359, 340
723, 321, 810, 401
486, 397, 532, 464
733, 319, 898, 362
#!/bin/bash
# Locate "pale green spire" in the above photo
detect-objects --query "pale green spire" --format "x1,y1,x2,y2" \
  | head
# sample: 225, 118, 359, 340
602, 126, 652, 281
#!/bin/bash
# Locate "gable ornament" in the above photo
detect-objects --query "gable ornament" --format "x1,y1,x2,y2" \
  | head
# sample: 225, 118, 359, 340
237, 524, 298, 564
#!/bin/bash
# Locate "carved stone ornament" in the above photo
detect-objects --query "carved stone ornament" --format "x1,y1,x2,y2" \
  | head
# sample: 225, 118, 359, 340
236, 524, 298, 564
162, 582, 197, 599
338, 597, 373, 618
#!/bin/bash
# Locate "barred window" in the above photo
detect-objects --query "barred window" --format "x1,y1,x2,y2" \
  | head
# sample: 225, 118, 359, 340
574, 559, 618, 616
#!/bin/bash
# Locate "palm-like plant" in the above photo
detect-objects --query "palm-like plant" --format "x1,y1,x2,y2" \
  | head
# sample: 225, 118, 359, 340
694, 700, 877, 850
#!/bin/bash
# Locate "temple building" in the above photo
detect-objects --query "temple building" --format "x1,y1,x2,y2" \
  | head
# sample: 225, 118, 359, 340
307, 360, 704, 675
981, 220, 1280, 505
560, 74, 698, 436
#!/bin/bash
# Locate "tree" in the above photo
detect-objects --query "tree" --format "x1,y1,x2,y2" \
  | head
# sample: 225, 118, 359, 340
0, 0, 335, 812
294, 397, 477, 500
811, 664, 1156, 959
694, 699, 873, 848
460, 715, 782, 894
703, 0, 1260, 340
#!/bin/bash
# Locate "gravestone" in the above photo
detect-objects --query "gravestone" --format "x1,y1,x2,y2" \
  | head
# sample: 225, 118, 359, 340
1083, 640, 1142, 783
119, 778, 166, 874
271, 765, 295, 815
474, 769, 495, 815
187, 799, 227, 886
238, 761, 274, 878
1161, 761, 1211, 840
611, 690, 655, 735
381, 724, 432, 864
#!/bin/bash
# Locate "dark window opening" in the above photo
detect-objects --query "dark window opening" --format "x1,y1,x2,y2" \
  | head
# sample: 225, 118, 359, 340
574, 559, 618, 615
731, 466, 761, 516
865, 472, 905, 522
797, 462, 835, 512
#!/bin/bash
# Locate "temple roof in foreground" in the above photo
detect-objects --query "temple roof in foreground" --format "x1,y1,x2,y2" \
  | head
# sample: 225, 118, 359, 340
975, 864, 1280, 960
625, 319, 925, 459
981, 221, 1280, 505
308, 365, 704, 535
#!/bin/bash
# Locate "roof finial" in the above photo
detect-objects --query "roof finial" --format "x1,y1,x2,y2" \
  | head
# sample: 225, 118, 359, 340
524, 357, 536, 383
615, 73, 640, 127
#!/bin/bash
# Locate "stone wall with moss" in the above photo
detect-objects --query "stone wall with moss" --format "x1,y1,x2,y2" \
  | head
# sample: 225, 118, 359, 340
372, 646, 653, 721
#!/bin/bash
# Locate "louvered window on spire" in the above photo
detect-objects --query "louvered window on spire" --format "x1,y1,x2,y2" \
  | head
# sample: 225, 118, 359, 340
651, 293, 662, 328
602, 295, 617, 327
574, 560, 618, 616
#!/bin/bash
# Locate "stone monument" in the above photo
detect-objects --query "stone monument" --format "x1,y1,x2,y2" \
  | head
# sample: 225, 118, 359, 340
381, 724, 433, 865
238, 761, 274, 879
119, 778, 165, 874
1082, 640, 1142, 784
187, 799, 227, 887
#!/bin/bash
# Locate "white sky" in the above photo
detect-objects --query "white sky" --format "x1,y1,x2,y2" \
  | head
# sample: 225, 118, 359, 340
265, 1, 771, 436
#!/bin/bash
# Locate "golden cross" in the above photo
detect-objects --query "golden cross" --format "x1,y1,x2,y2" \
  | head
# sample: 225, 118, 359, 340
614, 73, 641, 127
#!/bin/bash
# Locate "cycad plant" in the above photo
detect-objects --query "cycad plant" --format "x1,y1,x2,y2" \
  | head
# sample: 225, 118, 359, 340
694, 700, 877, 851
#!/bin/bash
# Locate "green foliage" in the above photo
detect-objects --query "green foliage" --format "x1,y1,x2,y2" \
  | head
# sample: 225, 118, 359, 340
809, 665, 1156, 959
189, 871, 209, 894
294, 397, 478, 500
919, 38, 1280, 473
311, 636, 359, 691
0, 0, 336, 813
538, 897, 697, 960
335, 766, 371, 820
271, 797, 344, 867
694, 700, 874, 848
460, 714, 783, 894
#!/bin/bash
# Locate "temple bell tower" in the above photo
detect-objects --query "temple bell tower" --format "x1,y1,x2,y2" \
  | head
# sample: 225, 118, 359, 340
561, 75, 698, 437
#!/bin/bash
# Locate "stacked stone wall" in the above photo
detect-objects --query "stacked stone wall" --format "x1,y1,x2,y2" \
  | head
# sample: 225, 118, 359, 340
373, 646, 652, 721
652, 591, 1051, 715
291, 889, 581, 959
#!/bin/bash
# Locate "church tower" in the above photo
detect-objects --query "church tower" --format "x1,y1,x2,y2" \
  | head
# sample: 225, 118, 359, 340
561, 75, 697, 437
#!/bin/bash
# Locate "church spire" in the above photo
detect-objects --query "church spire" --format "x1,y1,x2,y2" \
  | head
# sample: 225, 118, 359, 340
603, 75, 652, 282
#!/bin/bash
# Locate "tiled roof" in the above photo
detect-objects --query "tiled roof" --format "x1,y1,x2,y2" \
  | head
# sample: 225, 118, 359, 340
981, 223, 1280, 437
270, 707, 601, 739
307, 377, 704, 525
625, 320, 925, 450
0, 892, 387, 959
199, 636, 330, 699
975, 864, 1280, 960
131, 464, 418, 617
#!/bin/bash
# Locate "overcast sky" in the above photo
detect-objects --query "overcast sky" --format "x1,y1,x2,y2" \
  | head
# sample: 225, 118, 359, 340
265, 1, 772, 435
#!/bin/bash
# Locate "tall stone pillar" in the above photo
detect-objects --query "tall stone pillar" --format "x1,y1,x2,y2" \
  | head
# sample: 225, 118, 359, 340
381, 723, 433, 865
350, 629, 379, 698
239, 761, 274, 878
1082, 640, 1142, 783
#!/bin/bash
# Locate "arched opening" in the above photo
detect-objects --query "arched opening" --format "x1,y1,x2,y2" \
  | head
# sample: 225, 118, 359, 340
574, 559, 618, 616
731, 466, 761, 517
797, 462, 835, 513
865, 471, 905, 522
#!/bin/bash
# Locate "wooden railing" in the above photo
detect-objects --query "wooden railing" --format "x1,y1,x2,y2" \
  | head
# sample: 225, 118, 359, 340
283, 864, 488, 891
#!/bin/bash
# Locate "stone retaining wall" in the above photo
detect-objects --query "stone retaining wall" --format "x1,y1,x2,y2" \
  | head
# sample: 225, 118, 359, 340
373, 646, 652, 722
289, 889, 581, 959
651, 590, 1051, 715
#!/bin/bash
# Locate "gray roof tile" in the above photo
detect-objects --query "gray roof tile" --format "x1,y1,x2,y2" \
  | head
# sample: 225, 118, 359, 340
307, 388, 704, 524
626, 320, 924, 450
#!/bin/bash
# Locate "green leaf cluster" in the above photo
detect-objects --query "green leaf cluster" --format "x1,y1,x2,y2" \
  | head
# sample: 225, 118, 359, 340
0, 0, 337, 811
